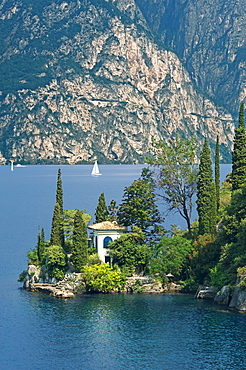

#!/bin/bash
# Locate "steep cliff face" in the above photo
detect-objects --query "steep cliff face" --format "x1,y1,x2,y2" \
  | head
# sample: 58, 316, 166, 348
0, 0, 235, 163
136, 0, 246, 118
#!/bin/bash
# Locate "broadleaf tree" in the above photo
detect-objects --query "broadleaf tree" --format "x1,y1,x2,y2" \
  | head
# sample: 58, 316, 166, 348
146, 135, 198, 233
109, 226, 150, 275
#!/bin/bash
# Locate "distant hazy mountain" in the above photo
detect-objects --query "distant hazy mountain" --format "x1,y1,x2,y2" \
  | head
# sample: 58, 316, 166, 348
0, 0, 236, 164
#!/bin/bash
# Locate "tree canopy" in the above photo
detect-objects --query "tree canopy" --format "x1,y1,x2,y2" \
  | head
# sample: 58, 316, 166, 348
95, 192, 108, 223
146, 135, 198, 233
118, 169, 163, 235
71, 210, 88, 272
109, 227, 150, 275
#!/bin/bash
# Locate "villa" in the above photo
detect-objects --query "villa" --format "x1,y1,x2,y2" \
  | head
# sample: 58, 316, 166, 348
88, 221, 127, 263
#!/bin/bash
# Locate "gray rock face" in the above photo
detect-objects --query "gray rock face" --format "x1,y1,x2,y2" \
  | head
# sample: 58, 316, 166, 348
0, 0, 235, 164
23, 264, 41, 290
214, 285, 231, 305
196, 285, 217, 299
23, 267, 80, 298
135, 0, 246, 119
229, 286, 246, 311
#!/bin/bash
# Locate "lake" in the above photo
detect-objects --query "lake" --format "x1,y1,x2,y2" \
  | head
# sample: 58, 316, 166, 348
1, 164, 246, 370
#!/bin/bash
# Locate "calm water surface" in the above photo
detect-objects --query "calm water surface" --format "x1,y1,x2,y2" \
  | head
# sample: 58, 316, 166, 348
2, 164, 246, 370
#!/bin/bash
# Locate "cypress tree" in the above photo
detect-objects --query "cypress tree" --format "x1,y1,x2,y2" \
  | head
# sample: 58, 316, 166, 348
232, 103, 246, 190
71, 210, 88, 272
56, 168, 63, 212
50, 202, 63, 246
215, 136, 220, 211
197, 139, 217, 235
37, 228, 45, 263
95, 193, 108, 223
55, 168, 65, 248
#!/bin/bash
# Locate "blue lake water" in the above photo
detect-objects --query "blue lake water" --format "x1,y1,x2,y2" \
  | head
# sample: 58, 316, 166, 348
2, 164, 246, 370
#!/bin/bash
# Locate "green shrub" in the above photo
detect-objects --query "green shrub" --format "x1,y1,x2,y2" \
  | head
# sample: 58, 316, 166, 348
83, 263, 126, 293
27, 249, 39, 265
51, 268, 65, 281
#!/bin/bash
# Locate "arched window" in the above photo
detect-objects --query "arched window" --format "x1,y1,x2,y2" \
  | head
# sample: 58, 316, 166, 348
103, 236, 112, 249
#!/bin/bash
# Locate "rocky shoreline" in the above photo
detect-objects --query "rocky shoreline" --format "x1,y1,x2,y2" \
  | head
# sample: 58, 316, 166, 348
22, 264, 181, 298
196, 281, 246, 312
22, 265, 246, 312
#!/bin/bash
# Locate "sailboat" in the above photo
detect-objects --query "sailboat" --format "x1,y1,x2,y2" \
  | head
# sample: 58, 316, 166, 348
91, 160, 102, 176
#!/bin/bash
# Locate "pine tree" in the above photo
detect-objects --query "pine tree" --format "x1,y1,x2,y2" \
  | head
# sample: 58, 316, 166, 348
118, 171, 163, 236
107, 200, 118, 221
197, 139, 217, 235
232, 103, 246, 191
95, 193, 108, 223
215, 136, 220, 211
50, 202, 64, 246
71, 210, 88, 272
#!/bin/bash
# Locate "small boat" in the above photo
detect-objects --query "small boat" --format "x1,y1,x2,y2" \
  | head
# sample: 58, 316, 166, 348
10, 160, 14, 171
91, 160, 102, 176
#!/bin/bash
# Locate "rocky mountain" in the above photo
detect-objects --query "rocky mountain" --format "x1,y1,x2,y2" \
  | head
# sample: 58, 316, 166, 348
136, 0, 246, 119
0, 0, 236, 164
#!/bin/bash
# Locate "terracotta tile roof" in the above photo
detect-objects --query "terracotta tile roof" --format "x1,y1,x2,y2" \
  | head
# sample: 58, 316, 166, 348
88, 221, 127, 231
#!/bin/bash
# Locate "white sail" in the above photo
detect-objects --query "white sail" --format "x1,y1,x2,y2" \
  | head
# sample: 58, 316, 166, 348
10, 160, 14, 171
91, 160, 102, 176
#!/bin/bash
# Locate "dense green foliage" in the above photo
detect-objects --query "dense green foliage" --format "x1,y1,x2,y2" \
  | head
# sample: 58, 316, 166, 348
197, 139, 217, 235
83, 264, 126, 293
43, 245, 67, 280
63, 209, 91, 253
95, 193, 108, 223
190, 234, 220, 284
118, 169, 163, 236
109, 227, 150, 275
149, 236, 193, 283
146, 135, 198, 233
71, 210, 88, 272
50, 202, 64, 247
231, 103, 246, 191
37, 228, 46, 263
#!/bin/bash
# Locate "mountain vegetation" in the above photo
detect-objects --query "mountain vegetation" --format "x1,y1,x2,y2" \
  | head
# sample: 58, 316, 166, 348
0, 0, 237, 164
135, 0, 246, 119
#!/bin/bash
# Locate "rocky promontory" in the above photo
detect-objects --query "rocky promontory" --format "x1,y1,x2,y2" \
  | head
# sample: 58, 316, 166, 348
21, 264, 181, 298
